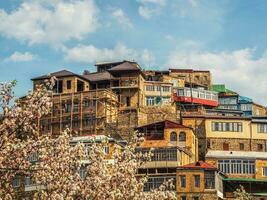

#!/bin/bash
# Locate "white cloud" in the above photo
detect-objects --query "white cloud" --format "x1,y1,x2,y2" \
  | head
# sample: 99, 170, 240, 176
167, 48, 267, 105
137, 0, 166, 19
138, 6, 159, 19
111, 8, 133, 28
137, 0, 167, 6
0, 0, 98, 46
64, 43, 154, 66
5, 51, 35, 62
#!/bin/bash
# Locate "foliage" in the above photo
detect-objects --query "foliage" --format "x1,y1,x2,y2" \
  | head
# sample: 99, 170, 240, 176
234, 185, 251, 200
0, 80, 176, 200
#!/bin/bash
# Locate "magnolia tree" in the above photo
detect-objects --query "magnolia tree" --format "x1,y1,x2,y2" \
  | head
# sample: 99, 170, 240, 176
0, 80, 176, 200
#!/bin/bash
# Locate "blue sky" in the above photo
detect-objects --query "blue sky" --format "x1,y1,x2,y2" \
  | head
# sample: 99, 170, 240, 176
0, 0, 267, 105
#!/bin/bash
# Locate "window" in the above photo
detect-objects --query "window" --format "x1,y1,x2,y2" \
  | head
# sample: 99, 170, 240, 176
239, 143, 244, 150
66, 100, 72, 113
28, 152, 38, 163
12, 177, 20, 188
73, 99, 79, 112
83, 99, 90, 108
204, 171, 215, 189
257, 144, 263, 151
146, 96, 155, 106
181, 196, 186, 200
162, 86, 170, 92
126, 96, 131, 107
179, 132, 186, 142
144, 176, 176, 191
156, 86, 161, 91
73, 115, 79, 128
194, 175, 200, 188
79, 166, 86, 179
103, 146, 109, 154
223, 142, 229, 151
180, 175, 186, 188
263, 167, 267, 176
25, 176, 34, 186
193, 197, 199, 200
170, 132, 177, 142
212, 122, 242, 132
141, 148, 177, 161
67, 80, 72, 89
258, 124, 267, 133
146, 85, 154, 91
218, 160, 255, 174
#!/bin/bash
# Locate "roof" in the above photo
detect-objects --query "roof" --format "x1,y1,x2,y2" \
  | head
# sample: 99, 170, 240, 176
31, 70, 88, 81
108, 62, 141, 72
136, 120, 192, 130
206, 150, 267, 160
182, 114, 251, 120
177, 161, 217, 170
83, 71, 114, 82
239, 96, 253, 103
252, 116, 267, 123
169, 69, 210, 73
212, 84, 237, 94
95, 60, 136, 66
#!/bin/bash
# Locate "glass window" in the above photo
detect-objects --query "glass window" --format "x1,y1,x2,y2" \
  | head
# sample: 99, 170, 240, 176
146, 96, 155, 106
170, 132, 177, 142
67, 80, 72, 89
263, 167, 267, 176
239, 143, 244, 150
180, 175, 186, 188
146, 85, 154, 91
218, 160, 255, 174
204, 171, 215, 189
257, 144, 263, 151
179, 132, 186, 142
12, 176, 20, 188
194, 175, 200, 188
162, 86, 170, 92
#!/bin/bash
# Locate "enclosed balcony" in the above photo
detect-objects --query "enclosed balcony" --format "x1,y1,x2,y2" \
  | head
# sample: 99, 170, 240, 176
174, 87, 218, 107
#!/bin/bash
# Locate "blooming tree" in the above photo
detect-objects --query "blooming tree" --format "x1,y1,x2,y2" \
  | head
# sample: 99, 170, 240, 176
0, 80, 176, 200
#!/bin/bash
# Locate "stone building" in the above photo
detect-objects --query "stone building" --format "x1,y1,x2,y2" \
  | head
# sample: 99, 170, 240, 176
176, 161, 224, 200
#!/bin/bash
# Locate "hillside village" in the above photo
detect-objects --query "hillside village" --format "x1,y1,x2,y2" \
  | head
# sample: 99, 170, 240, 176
27, 60, 267, 199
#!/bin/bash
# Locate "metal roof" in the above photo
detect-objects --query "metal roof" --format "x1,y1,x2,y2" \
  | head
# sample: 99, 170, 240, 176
108, 62, 141, 72
83, 71, 114, 82
206, 150, 267, 160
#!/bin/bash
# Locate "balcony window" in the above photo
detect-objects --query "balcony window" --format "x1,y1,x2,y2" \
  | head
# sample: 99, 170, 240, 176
204, 171, 215, 189
258, 124, 267, 133
162, 86, 170, 92
144, 176, 176, 191
218, 160, 255, 174
146, 85, 154, 91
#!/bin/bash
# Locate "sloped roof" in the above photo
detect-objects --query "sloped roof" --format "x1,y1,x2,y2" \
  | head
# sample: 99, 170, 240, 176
108, 62, 141, 72
177, 161, 217, 170
83, 71, 114, 82
31, 70, 86, 81
136, 120, 191, 130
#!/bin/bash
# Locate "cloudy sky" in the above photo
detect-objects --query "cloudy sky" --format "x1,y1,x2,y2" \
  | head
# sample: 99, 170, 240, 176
0, 0, 267, 105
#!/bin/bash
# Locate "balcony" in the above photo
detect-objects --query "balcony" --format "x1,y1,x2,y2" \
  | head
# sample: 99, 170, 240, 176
174, 87, 218, 107
111, 77, 139, 89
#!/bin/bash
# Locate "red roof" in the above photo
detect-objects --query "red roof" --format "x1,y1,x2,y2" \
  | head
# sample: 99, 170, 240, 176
178, 161, 217, 170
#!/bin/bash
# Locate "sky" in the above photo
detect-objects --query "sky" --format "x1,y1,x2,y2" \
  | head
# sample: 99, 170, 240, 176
0, 0, 267, 105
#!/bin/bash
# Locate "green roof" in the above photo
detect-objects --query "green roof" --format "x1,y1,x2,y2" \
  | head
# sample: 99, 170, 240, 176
212, 84, 236, 94
223, 178, 267, 182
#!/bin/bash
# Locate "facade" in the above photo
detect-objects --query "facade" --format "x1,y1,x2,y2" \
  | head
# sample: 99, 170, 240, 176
176, 161, 224, 200
206, 150, 267, 199
136, 120, 198, 191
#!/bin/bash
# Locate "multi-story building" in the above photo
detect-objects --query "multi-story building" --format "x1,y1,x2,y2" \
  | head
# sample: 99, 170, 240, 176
212, 84, 267, 116
205, 151, 267, 199
136, 120, 198, 191
176, 161, 224, 200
